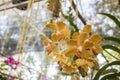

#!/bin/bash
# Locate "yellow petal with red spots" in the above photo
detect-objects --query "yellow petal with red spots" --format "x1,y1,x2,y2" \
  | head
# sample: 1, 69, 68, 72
48, 50, 58, 57
46, 42, 59, 57
93, 44, 103, 53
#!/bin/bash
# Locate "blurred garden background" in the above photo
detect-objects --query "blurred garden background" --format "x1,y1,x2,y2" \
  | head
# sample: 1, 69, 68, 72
0, 0, 120, 80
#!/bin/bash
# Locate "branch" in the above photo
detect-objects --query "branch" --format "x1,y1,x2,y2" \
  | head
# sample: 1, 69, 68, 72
0, 0, 43, 12
0, 52, 7, 58
118, 0, 120, 5
104, 50, 120, 60
71, 0, 87, 25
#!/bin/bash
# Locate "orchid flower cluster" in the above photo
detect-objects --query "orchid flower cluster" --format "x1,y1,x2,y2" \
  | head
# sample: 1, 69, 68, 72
40, 21, 104, 75
4, 57, 20, 80
4, 56, 19, 70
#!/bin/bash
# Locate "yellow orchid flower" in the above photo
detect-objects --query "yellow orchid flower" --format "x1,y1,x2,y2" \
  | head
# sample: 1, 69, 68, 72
74, 59, 94, 72
65, 25, 103, 60
40, 21, 104, 75
40, 34, 59, 57
88, 33, 104, 55
71, 32, 89, 46
63, 25, 103, 73
66, 32, 92, 58
46, 21, 70, 41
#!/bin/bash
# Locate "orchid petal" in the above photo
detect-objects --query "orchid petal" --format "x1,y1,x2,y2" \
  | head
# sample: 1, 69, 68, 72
46, 23, 58, 31
57, 21, 66, 31
62, 47, 77, 57
78, 32, 89, 45
82, 25, 92, 33
89, 33, 103, 44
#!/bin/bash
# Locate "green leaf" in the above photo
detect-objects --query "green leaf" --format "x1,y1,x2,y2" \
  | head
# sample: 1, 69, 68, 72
104, 37, 120, 44
61, 8, 79, 33
0, 75, 8, 80
104, 49, 119, 60
93, 61, 120, 80
101, 72, 120, 80
99, 13, 120, 28
0, 64, 6, 67
102, 45, 120, 54
101, 69, 118, 75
